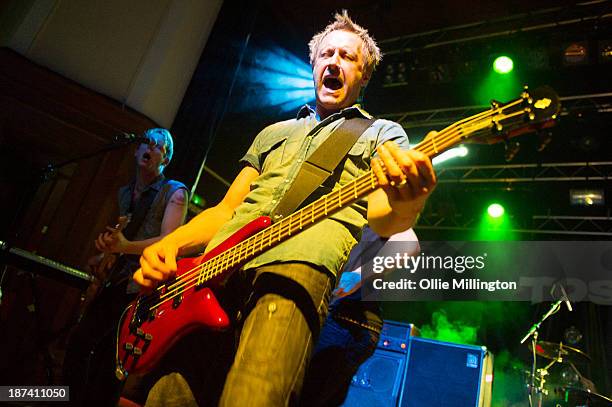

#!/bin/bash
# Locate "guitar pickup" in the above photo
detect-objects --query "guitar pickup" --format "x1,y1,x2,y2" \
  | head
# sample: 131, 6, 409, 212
172, 295, 183, 309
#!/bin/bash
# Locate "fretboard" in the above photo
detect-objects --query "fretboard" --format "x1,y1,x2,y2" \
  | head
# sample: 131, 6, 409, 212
194, 101, 513, 284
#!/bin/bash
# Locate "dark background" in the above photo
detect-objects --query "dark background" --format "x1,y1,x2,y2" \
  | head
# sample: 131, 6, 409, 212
0, 0, 610, 403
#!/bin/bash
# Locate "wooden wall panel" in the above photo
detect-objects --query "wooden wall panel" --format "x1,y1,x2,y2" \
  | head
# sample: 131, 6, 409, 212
0, 47, 159, 383
0, 47, 157, 262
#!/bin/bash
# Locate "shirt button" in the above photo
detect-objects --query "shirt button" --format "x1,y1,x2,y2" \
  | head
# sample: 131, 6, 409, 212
297, 159, 303, 163
271, 199, 277, 204
285, 179, 290, 183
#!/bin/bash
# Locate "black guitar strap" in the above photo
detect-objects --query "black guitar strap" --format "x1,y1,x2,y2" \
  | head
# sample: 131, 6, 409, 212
271, 117, 375, 221
105, 179, 168, 286
123, 178, 168, 240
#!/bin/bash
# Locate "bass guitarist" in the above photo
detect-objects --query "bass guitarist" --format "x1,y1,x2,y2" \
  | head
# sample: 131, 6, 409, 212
134, 11, 436, 407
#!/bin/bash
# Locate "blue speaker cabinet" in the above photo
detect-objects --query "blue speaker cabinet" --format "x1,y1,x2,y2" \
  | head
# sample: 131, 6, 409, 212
341, 321, 419, 407
341, 348, 407, 407
398, 337, 493, 407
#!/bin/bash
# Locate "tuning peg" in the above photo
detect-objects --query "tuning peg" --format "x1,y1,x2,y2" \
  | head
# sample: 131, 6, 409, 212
491, 100, 501, 108
521, 85, 530, 99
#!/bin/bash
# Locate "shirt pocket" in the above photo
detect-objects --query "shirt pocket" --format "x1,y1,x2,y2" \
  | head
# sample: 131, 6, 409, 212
345, 139, 371, 174
259, 133, 290, 173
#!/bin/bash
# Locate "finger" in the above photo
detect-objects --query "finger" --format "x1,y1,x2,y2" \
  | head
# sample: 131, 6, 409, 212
377, 143, 405, 187
94, 239, 103, 252
133, 269, 155, 292
372, 157, 402, 203
146, 245, 173, 275
139, 256, 168, 282
424, 130, 438, 141
386, 144, 422, 197
405, 149, 436, 193
371, 157, 390, 187
415, 157, 437, 193
162, 244, 178, 276
95, 236, 109, 252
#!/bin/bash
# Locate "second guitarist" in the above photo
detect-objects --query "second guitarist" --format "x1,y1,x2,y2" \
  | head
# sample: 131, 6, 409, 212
62, 128, 188, 407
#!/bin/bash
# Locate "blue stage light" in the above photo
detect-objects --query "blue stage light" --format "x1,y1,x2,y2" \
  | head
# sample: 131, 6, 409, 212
239, 46, 315, 113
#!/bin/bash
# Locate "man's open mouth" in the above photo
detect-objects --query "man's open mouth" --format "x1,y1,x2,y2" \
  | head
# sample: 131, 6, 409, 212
143, 152, 151, 161
323, 76, 343, 91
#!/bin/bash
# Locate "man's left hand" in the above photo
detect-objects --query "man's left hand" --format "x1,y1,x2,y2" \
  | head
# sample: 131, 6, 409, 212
94, 228, 128, 254
371, 138, 437, 217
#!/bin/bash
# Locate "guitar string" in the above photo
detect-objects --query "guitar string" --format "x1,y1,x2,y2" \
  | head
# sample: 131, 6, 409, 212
142, 103, 529, 311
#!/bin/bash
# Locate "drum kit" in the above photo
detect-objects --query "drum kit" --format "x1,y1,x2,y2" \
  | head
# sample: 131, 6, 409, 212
520, 285, 612, 406
525, 340, 611, 406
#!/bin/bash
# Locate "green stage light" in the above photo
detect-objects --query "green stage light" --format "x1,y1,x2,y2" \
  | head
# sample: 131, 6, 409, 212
487, 203, 505, 218
493, 56, 514, 74
192, 194, 203, 206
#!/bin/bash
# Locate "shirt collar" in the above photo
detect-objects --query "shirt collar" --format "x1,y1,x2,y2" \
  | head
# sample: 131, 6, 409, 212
296, 104, 373, 120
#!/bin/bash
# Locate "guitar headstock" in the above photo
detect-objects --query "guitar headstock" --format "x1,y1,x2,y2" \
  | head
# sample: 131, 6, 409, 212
114, 215, 130, 231
462, 85, 561, 145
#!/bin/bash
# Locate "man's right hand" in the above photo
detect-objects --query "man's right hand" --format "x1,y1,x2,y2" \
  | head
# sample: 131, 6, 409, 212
134, 239, 180, 290
132, 166, 260, 291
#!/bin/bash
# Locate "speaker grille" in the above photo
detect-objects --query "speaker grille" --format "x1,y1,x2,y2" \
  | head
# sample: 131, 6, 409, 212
342, 349, 405, 407
400, 338, 486, 407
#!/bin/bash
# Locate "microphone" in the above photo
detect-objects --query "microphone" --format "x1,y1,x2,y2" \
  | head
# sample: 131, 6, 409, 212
559, 284, 573, 312
113, 132, 149, 144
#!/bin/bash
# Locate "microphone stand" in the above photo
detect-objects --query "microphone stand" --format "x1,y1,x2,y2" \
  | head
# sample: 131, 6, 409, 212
520, 283, 569, 407
41, 134, 140, 182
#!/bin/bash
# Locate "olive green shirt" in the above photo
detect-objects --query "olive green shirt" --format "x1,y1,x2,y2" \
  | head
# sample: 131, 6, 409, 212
206, 105, 410, 276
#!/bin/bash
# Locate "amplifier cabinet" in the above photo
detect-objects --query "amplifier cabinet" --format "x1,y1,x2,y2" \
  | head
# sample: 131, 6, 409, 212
341, 347, 407, 407
399, 337, 493, 407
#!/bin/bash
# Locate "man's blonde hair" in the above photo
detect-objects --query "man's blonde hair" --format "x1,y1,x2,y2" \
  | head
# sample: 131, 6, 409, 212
308, 10, 382, 77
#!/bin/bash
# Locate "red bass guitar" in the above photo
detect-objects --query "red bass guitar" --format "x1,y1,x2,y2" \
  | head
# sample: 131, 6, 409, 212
115, 86, 560, 379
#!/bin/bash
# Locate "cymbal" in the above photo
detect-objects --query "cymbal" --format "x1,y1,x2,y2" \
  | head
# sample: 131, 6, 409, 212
529, 341, 591, 364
